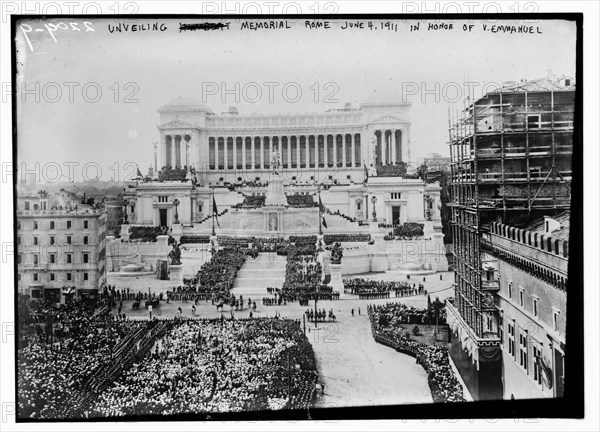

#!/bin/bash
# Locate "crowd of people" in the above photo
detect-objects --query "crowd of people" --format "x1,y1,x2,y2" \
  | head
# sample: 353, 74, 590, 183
343, 279, 426, 299
371, 301, 447, 326
367, 304, 464, 403
92, 318, 319, 416
17, 302, 144, 419
187, 248, 247, 303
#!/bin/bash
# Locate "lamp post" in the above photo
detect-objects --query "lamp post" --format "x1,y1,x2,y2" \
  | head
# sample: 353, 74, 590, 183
173, 198, 180, 223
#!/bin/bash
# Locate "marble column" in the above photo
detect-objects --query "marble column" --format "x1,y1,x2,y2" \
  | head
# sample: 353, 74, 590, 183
333, 134, 338, 166
223, 137, 228, 170
391, 129, 397, 164
351, 133, 356, 167
251, 137, 255, 167
171, 135, 176, 168
260, 137, 264, 168
296, 136, 301, 167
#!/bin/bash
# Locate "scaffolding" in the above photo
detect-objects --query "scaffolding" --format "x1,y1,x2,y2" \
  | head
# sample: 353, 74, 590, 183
448, 81, 574, 340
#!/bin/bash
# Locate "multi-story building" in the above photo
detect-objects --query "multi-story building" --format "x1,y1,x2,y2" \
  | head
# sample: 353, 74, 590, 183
481, 213, 568, 399
445, 73, 574, 400
16, 191, 108, 303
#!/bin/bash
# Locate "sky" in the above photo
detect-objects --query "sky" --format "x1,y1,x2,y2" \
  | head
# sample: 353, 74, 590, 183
14, 17, 577, 183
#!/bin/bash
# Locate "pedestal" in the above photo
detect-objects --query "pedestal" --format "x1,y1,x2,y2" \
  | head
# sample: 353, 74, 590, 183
329, 263, 344, 292
264, 175, 287, 206
120, 224, 130, 242
171, 224, 183, 244
431, 232, 449, 271
169, 264, 183, 286
156, 235, 170, 249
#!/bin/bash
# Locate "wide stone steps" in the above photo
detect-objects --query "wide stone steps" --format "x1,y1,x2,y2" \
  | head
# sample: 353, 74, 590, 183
232, 254, 287, 299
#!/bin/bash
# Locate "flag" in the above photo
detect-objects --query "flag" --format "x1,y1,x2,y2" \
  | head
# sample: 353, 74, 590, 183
318, 196, 325, 212
322, 216, 328, 229
363, 163, 369, 185
213, 195, 221, 228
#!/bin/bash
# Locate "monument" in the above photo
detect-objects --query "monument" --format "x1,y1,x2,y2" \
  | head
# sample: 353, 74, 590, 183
264, 144, 287, 207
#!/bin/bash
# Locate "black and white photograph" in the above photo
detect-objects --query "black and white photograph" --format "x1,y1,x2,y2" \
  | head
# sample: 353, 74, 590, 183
1, 2, 597, 429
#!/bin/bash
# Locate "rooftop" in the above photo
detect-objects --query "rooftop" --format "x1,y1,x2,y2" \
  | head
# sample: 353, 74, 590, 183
489, 74, 575, 94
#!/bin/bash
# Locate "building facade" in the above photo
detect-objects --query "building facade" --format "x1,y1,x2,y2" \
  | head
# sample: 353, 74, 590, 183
481, 214, 568, 399
17, 191, 108, 303
446, 73, 574, 400
154, 93, 411, 184
122, 93, 445, 232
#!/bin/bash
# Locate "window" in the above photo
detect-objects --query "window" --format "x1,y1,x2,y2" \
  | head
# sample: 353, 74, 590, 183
83, 253, 89, 264
527, 114, 541, 129
83, 236, 89, 245
131, 205, 135, 213
50, 221, 55, 229
357, 201, 361, 210
17, 237, 21, 246
50, 236, 55, 245
519, 331, 528, 373
17, 221, 21, 230
50, 273, 55, 281
17, 254, 22, 264
533, 297, 539, 318
33, 221, 38, 230
33, 254, 39, 265
49, 254, 56, 264
519, 288, 524, 307
533, 345, 543, 385
553, 310, 560, 333
67, 273, 72, 281
508, 322, 516, 358
499, 315, 504, 344
33, 236, 38, 246
508, 281, 513, 299
84, 220, 89, 229
198, 203, 203, 212
33, 273, 38, 281
83, 272, 89, 281
67, 235, 72, 245
67, 254, 72, 264
24, 202, 30, 210
67, 220, 72, 229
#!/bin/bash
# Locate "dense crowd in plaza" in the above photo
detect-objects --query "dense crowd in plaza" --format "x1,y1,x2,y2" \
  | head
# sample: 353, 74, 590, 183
368, 303, 464, 403
92, 318, 319, 416
186, 248, 247, 303
343, 278, 425, 299
18, 296, 320, 418
17, 302, 144, 418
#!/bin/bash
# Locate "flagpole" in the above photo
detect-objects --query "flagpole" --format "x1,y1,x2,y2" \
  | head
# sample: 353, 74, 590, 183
211, 187, 215, 236
318, 184, 322, 235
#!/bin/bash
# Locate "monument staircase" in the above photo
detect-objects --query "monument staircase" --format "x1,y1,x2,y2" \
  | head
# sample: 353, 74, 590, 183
231, 253, 286, 301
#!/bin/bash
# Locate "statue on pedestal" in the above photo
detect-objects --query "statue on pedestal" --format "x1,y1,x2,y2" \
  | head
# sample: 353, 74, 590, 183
168, 241, 182, 265
271, 144, 282, 175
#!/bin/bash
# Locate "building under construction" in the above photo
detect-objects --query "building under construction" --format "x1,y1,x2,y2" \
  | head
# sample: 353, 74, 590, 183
446, 73, 575, 400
